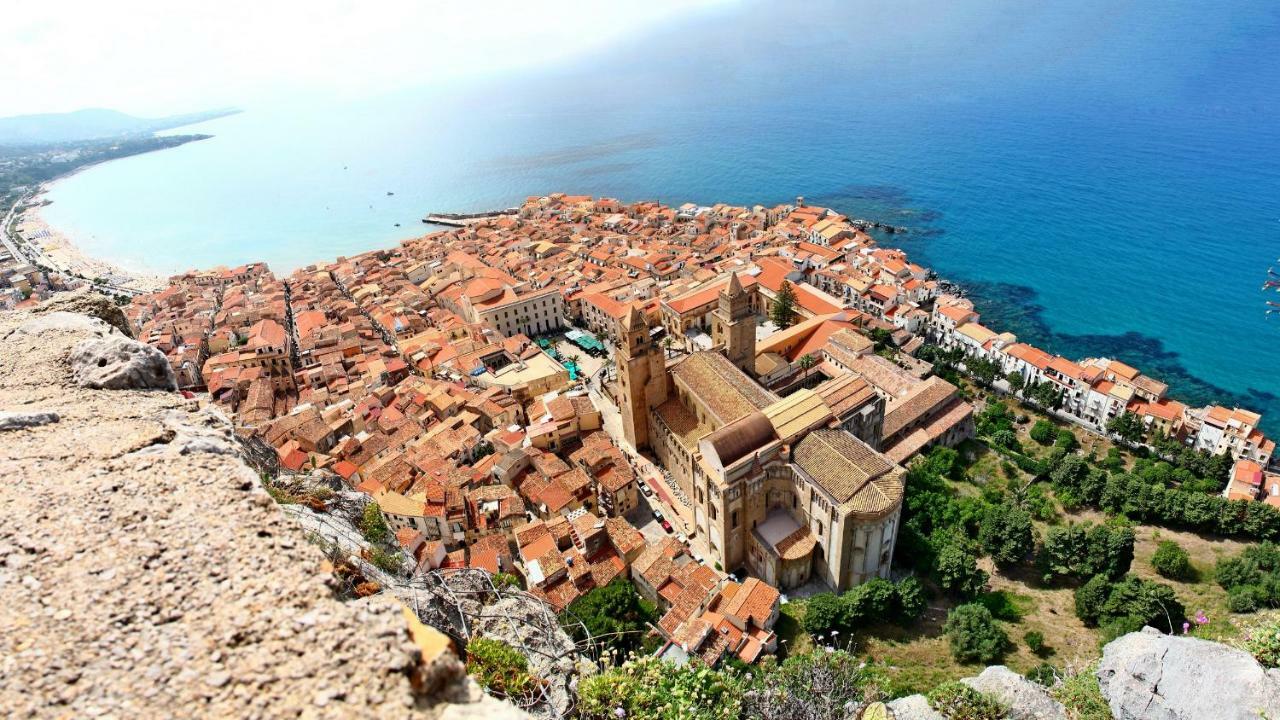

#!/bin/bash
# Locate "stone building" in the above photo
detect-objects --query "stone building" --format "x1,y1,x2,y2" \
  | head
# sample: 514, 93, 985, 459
616, 276, 904, 591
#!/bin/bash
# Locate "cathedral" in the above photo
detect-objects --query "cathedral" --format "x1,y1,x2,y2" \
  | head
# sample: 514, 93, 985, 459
616, 274, 905, 592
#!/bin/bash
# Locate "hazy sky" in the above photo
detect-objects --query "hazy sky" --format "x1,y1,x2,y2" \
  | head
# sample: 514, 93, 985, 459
1, 0, 735, 117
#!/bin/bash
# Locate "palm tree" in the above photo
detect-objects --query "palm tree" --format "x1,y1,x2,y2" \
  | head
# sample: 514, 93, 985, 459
797, 353, 817, 386
662, 336, 673, 358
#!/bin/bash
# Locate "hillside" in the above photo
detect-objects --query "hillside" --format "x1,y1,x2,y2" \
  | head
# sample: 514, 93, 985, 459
0, 107, 239, 146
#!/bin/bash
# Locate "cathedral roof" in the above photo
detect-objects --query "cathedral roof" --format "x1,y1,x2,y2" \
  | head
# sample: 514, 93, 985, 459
793, 428, 903, 518
670, 351, 777, 426
703, 411, 777, 468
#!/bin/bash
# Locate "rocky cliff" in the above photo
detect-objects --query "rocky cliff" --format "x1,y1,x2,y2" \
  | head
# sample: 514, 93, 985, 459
0, 303, 523, 719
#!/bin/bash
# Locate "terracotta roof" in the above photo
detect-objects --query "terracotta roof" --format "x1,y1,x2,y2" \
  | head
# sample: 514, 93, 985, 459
793, 429, 904, 517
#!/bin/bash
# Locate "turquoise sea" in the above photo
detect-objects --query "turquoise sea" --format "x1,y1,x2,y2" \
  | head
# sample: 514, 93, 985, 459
42, 0, 1280, 431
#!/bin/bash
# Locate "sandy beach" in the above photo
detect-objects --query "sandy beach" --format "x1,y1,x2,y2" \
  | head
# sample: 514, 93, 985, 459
15, 191, 166, 294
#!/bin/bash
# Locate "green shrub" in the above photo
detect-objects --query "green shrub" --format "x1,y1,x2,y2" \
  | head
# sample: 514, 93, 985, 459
1051, 664, 1111, 720
1074, 575, 1111, 626
1054, 429, 1078, 451
1151, 540, 1192, 581
944, 603, 1009, 664
1024, 630, 1046, 655
978, 504, 1034, 568
1030, 420, 1056, 445
578, 656, 742, 720
359, 502, 390, 544
1025, 662, 1058, 686
564, 579, 658, 660
1228, 584, 1266, 613
1241, 618, 1280, 668
368, 547, 404, 574
742, 649, 887, 718
926, 681, 1008, 720
894, 576, 928, 624
937, 540, 989, 599
466, 637, 537, 703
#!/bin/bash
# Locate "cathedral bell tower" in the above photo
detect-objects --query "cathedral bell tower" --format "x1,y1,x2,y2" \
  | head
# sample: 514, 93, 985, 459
616, 304, 667, 450
712, 272, 756, 375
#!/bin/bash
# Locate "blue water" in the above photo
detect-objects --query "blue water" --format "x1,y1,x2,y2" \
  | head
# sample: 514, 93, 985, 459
42, 0, 1280, 430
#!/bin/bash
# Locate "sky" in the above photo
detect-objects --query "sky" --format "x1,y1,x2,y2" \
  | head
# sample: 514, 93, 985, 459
0, 0, 736, 118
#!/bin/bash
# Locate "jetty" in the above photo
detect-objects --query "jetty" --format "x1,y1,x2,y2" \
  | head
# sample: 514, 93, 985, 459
422, 208, 519, 227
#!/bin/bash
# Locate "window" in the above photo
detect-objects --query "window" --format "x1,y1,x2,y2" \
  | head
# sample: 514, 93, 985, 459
731, 510, 739, 529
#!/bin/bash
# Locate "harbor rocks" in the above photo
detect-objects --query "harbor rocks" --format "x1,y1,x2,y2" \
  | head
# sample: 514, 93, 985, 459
1098, 626, 1280, 720
70, 334, 177, 390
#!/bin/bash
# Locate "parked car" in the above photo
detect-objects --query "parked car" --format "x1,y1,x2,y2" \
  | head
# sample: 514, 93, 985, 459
676, 532, 688, 544
661, 519, 673, 533
640, 484, 652, 497
653, 508, 664, 522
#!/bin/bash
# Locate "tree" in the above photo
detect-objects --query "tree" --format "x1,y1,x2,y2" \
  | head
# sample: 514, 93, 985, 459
1023, 630, 1046, 655
802, 592, 844, 636
1028, 381, 1061, 410
742, 649, 888, 720
967, 356, 1001, 387
1006, 371, 1026, 393
1073, 574, 1111, 626
979, 504, 1034, 568
563, 579, 657, 658
770, 280, 798, 328
1054, 429, 1078, 452
796, 353, 817, 385
1107, 411, 1146, 444
1151, 540, 1192, 580
1037, 522, 1134, 584
936, 539, 989, 598
991, 428, 1020, 452
894, 576, 928, 624
1029, 420, 1056, 445
662, 335, 673, 358
944, 603, 1010, 664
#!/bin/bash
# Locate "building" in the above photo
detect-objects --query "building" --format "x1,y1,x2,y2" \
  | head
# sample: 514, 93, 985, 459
616, 289, 904, 591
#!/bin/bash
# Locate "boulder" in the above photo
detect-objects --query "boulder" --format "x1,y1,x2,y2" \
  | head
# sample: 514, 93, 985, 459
961, 666, 1066, 719
0, 410, 60, 431
70, 335, 177, 391
885, 694, 943, 720
1098, 626, 1280, 719
33, 289, 133, 337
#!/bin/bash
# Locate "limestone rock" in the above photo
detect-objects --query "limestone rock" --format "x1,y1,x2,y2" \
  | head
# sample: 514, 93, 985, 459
961, 666, 1066, 719
0, 410, 59, 431
10, 310, 115, 338
33, 288, 134, 337
70, 335, 177, 391
885, 694, 943, 720
1098, 626, 1280, 720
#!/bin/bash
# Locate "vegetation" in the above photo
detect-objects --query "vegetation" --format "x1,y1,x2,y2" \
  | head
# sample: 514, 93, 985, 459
800, 577, 927, 637
1050, 664, 1112, 720
1240, 617, 1280, 669
1036, 522, 1135, 584
1150, 540, 1192, 581
1023, 630, 1046, 655
1106, 411, 1146, 444
769, 280, 798, 328
466, 637, 539, 705
1215, 542, 1280, 613
366, 547, 404, 574
742, 649, 889, 720
1074, 574, 1185, 638
944, 603, 1009, 664
578, 655, 743, 720
563, 579, 659, 660
978, 503, 1034, 568
359, 502, 390, 544
926, 681, 1008, 720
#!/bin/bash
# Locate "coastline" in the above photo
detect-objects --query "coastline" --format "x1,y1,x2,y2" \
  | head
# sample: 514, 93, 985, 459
16, 187, 166, 293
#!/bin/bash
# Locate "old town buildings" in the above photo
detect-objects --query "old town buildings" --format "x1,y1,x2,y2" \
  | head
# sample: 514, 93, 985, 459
125, 191, 1276, 666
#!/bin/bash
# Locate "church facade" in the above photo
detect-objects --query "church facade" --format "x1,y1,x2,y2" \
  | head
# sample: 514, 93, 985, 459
616, 274, 905, 592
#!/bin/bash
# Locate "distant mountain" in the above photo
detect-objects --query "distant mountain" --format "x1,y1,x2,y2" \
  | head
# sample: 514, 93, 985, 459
0, 107, 241, 146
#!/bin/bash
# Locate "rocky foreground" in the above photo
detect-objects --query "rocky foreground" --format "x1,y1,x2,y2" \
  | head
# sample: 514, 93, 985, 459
2, 294, 1279, 720
0, 294, 521, 719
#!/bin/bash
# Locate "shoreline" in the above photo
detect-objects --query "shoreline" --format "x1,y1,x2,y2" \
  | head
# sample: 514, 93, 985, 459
16, 187, 166, 294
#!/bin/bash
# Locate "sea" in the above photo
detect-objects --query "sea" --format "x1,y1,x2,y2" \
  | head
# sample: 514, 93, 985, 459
40, 0, 1280, 432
